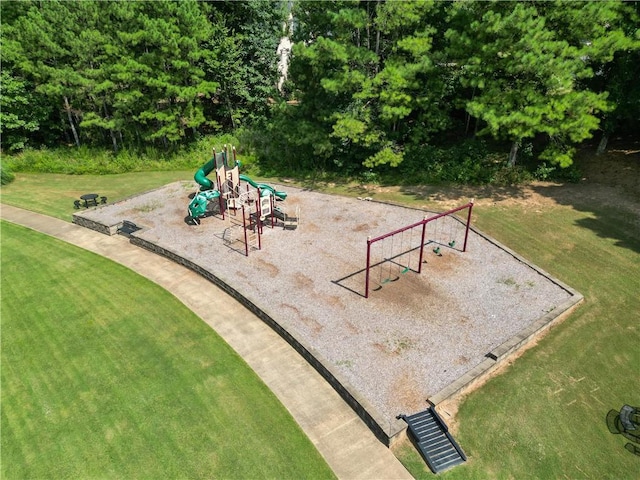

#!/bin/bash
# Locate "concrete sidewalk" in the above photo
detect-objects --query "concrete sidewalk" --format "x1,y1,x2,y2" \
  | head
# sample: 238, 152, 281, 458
1, 204, 413, 480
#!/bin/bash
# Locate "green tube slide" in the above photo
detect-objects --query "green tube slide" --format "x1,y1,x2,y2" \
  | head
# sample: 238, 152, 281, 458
239, 174, 287, 200
194, 157, 217, 190
189, 156, 285, 223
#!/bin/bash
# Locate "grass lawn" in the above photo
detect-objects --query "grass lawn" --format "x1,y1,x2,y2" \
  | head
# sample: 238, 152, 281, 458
0, 171, 193, 221
2, 169, 639, 478
1, 221, 335, 479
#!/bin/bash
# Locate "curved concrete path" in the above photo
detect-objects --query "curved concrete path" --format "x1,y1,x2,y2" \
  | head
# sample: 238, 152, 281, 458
1, 204, 412, 480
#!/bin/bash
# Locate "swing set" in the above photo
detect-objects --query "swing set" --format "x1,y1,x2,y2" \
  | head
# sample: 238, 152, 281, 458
364, 201, 474, 298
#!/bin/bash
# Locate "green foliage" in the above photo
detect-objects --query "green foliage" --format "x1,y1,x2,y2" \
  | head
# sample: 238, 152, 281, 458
533, 162, 557, 181
2, 0, 638, 183
363, 146, 404, 168
445, 1, 627, 166
2, 1, 284, 151
532, 161, 582, 183
2, 134, 240, 175
490, 165, 533, 186
283, 0, 451, 172
267, 0, 638, 177
395, 140, 505, 185
1, 166, 16, 185
0, 69, 51, 151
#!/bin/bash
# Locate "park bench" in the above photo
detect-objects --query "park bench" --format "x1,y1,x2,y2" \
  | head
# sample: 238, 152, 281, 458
117, 220, 141, 237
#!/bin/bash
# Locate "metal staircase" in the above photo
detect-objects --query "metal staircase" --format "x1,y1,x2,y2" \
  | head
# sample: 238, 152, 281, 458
399, 407, 466, 474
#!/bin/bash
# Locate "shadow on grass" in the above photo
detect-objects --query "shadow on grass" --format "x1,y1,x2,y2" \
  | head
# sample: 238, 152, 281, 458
400, 183, 535, 205
605, 408, 640, 454
625, 443, 640, 457
531, 142, 640, 255
531, 182, 640, 255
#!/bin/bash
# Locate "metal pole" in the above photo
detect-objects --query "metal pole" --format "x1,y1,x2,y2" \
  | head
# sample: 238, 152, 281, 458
242, 205, 249, 256
463, 200, 474, 252
418, 215, 427, 274
217, 170, 225, 220
365, 237, 372, 299
256, 187, 261, 235
258, 210, 262, 250
271, 195, 275, 228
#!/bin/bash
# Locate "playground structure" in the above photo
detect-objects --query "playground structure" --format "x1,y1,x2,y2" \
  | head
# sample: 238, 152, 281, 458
365, 201, 474, 298
187, 145, 299, 256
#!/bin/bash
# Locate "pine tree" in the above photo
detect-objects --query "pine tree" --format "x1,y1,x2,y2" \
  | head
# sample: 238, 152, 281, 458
445, 1, 632, 167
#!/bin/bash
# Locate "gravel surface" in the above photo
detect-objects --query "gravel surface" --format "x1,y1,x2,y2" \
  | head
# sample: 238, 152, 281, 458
76, 181, 576, 434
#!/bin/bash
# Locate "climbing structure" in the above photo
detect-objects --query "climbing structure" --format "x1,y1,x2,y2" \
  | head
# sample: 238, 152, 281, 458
188, 145, 296, 256
223, 184, 262, 256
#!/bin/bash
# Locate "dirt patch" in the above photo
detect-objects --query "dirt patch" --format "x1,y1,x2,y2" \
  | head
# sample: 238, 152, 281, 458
254, 257, 280, 277
391, 371, 427, 414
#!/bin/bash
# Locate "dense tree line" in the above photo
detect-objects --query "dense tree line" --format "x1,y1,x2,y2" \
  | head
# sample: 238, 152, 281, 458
262, 0, 639, 173
1, 0, 285, 152
2, 0, 638, 176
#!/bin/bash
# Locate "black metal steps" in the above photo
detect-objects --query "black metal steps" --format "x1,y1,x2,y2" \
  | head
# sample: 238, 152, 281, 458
399, 407, 466, 474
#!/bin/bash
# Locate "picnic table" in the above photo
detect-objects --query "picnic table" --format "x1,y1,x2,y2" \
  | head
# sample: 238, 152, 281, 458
76, 194, 107, 209
80, 193, 99, 207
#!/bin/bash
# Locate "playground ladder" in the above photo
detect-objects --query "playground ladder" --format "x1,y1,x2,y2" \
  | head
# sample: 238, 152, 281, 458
224, 204, 259, 255
284, 205, 300, 230
275, 205, 300, 230
245, 223, 259, 250
399, 407, 466, 474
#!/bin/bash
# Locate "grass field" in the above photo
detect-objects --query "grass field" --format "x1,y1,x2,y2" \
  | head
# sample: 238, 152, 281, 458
0, 171, 193, 221
2, 166, 639, 478
1, 221, 335, 479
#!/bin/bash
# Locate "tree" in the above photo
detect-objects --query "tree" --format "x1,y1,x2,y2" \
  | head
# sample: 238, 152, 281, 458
0, 69, 51, 151
201, 1, 285, 129
102, 1, 219, 147
2, 1, 226, 150
559, 1, 640, 154
2, 0, 89, 147
445, 1, 634, 167
594, 47, 640, 154
281, 0, 453, 171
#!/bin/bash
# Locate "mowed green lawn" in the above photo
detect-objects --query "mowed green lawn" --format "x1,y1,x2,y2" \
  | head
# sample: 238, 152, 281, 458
0, 171, 193, 221
1, 221, 335, 479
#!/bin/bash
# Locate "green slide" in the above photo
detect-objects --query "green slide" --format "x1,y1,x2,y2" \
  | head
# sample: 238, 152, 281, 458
189, 156, 221, 223
188, 157, 286, 224
194, 157, 217, 190
239, 174, 287, 200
